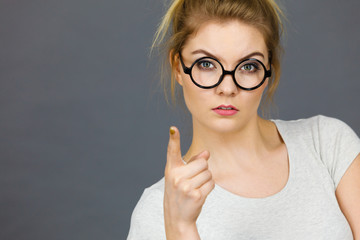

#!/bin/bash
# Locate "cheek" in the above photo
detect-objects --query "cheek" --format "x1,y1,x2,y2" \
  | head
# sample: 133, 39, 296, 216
239, 83, 267, 110
182, 82, 209, 113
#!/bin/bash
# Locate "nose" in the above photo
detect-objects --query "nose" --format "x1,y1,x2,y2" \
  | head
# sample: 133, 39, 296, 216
215, 73, 238, 96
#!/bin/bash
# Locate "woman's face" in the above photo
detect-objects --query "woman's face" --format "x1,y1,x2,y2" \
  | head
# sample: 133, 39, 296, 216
175, 20, 270, 133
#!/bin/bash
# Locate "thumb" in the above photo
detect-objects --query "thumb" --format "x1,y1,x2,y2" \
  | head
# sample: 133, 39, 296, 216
186, 150, 210, 164
166, 126, 183, 168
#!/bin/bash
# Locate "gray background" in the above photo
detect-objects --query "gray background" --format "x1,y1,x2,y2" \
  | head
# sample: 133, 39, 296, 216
0, 0, 359, 239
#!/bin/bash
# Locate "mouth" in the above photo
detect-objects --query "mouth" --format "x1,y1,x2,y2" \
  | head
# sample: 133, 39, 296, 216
212, 105, 239, 116
213, 105, 238, 111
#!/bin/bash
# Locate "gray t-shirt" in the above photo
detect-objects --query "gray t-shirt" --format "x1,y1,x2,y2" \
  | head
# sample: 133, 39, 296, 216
127, 115, 360, 240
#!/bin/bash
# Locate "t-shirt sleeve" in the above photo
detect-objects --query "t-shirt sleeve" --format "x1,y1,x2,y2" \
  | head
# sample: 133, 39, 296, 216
127, 187, 166, 240
317, 115, 360, 189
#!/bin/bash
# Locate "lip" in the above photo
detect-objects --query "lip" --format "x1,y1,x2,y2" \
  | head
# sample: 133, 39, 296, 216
212, 105, 239, 116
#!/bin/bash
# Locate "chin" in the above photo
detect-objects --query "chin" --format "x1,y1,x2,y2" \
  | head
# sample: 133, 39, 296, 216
202, 118, 246, 134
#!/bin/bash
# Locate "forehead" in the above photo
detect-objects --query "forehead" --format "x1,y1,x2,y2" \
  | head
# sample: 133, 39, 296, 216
183, 20, 268, 62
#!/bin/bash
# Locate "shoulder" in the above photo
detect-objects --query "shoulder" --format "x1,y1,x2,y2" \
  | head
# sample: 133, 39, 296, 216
272, 115, 356, 138
127, 178, 165, 239
273, 115, 360, 187
272, 115, 360, 159
131, 177, 165, 218
144, 177, 165, 194
273, 114, 342, 128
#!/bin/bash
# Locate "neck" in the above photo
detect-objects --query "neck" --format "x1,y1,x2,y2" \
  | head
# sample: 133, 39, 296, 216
183, 115, 278, 174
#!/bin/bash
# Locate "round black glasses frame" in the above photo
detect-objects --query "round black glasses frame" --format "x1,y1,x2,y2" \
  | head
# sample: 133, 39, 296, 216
178, 53, 272, 91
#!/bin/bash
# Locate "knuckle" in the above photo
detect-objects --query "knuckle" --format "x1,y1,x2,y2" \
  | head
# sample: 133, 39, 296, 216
191, 190, 202, 201
181, 183, 191, 194
173, 176, 182, 188
165, 168, 181, 184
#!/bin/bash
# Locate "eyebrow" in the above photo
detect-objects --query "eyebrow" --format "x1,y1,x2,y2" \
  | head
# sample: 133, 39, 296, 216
190, 49, 265, 62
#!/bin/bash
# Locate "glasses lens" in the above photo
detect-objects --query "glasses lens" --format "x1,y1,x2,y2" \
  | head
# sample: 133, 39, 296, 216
191, 58, 222, 87
235, 59, 265, 88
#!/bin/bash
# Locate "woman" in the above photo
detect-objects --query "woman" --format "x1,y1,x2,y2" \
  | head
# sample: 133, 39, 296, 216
127, 0, 360, 239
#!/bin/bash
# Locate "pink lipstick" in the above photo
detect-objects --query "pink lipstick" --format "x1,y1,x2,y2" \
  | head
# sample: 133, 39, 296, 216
212, 105, 238, 116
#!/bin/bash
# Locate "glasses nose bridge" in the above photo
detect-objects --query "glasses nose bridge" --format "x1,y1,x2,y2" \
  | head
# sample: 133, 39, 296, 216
220, 69, 237, 85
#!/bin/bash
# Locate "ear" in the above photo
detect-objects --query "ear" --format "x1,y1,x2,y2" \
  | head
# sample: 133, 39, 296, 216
169, 50, 184, 86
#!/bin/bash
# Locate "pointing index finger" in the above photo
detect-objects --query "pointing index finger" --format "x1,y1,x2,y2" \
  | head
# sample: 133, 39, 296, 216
166, 126, 183, 168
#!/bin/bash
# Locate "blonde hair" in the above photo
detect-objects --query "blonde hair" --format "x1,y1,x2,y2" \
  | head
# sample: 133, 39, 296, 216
151, 0, 285, 111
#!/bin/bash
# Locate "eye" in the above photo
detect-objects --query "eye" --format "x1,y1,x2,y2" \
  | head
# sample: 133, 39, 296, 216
240, 63, 259, 72
196, 60, 215, 70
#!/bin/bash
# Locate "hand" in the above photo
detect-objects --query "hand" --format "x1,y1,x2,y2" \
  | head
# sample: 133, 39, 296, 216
164, 126, 215, 237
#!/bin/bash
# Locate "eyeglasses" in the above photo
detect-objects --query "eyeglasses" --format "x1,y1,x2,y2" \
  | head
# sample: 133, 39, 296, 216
179, 53, 271, 91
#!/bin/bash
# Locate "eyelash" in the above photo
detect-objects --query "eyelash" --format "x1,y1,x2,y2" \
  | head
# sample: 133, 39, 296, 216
197, 60, 216, 70
240, 63, 260, 72
193, 57, 262, 73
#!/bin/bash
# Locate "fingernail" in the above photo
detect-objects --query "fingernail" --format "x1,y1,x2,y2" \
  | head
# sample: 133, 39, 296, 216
169, 127, 175, 135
